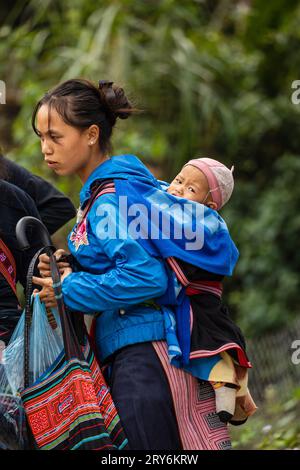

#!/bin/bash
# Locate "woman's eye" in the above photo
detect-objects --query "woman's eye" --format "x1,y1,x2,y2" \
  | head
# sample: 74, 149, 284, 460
49, 134, 62, 142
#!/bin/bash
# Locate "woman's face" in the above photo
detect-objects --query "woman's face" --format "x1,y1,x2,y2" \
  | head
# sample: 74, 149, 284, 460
36, 104, 92, 177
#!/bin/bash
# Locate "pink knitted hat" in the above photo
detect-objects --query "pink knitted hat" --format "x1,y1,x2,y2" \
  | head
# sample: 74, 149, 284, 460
184, 157, 234, 210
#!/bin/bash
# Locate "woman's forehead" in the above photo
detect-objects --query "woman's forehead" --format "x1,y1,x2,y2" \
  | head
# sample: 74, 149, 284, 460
36, 104, 66, 133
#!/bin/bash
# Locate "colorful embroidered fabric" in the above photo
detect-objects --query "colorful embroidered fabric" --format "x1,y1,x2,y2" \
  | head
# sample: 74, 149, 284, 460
21, 341, 128, 450
70, 181, 116, 252
0, 238, 18, 298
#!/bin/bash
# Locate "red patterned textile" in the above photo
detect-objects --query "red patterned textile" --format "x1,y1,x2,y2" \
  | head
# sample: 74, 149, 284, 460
152, 341, 232, 450
0, 238, 18, 298
21, 342, 128, 450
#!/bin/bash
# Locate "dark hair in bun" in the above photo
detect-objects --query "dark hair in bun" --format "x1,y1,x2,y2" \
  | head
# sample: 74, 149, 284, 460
32, 78, 135, 155
98, 80, 132, 122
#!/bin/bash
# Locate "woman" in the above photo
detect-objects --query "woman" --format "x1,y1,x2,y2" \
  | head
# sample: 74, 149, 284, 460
0, 153, 76, 349
33, 78, 231, 450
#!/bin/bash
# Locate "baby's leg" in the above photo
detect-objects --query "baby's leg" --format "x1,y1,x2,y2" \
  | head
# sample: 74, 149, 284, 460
212, 381, 237, 423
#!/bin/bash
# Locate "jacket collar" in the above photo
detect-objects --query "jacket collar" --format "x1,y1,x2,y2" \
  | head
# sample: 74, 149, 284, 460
79, 154, 159, 205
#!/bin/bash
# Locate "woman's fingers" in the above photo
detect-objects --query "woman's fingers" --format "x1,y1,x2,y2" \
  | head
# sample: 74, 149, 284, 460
57, 262, 71, 269
33, 253, 66, 310
39, 253, 50, 263
32, 276, 53, 288
32, 276, 57, 309
36, 288, 49, 301
39, 268, 51, 277
33, 289, 39, 297
38, 253, 50, 266
38, 288, 57, 308
54, 249, 68, 259
38, 264, 69, 277
38, 250, 70, 277
45, 300, 57, 309
38, 253, 51, 277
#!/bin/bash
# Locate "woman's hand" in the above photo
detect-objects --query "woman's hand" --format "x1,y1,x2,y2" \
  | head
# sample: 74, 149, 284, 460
33, 276, 56, 309
38, 249, 71, 278
60, 266, 73, 283
32, 267, 72, 309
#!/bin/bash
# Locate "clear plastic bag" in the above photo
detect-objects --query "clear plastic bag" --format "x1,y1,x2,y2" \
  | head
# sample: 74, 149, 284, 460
29, 297, 63, 386
3, 295, 63, 394
0, 365, 28, 450
0, 295, 63, 449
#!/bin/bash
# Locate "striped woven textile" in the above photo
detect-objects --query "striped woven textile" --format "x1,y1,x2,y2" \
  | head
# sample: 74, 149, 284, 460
167, 256, 223, 298
0, 238, 18, 298
94, 181, 116, 200
21, 341, 128, 450
152, 341, 231, 450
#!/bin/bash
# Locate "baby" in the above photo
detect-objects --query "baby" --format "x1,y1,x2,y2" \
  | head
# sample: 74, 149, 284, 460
165, 157, 256, 424
167, 157, 226, 209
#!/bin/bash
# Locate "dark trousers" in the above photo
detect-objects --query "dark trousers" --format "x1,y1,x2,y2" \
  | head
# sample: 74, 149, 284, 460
107, 342, 182, 451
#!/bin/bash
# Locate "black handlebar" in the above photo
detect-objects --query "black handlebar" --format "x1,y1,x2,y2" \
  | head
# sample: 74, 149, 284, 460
16, 216, 54, 253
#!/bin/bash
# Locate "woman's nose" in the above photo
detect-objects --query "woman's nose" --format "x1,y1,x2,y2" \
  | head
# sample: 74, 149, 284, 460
41, 139, 53, 155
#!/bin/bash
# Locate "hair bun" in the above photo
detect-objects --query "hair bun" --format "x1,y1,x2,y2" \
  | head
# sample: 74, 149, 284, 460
98, 80, 132, 120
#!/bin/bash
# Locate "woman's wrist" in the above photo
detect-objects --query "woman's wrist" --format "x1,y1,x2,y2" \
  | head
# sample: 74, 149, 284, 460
60, 267, 73, 283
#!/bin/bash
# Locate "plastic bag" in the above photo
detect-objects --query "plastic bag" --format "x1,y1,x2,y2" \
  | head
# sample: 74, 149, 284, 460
3, 295, 63, 393
0, 368, 28, 450
0, 295, 63, 449
30, 297, 63, 386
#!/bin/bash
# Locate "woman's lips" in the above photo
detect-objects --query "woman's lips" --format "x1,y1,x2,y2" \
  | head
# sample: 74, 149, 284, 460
46, 160, 59, 168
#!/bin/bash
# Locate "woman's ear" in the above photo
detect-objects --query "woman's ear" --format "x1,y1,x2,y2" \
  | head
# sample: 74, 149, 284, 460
87, 125, 100, 145
207, 201, 218, 210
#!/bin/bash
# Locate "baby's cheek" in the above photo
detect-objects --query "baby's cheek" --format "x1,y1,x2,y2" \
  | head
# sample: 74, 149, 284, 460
168, 181, 177, 190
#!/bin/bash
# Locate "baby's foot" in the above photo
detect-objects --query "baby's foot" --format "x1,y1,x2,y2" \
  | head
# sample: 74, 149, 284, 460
214, 383, 236, 423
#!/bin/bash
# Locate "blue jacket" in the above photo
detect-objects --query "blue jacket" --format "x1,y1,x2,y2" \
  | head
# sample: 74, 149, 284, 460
61, 156, 170, 361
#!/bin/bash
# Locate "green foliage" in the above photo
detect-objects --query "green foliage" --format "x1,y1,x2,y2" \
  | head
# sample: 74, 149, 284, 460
225, 153, 300, 336
231, 386, 300, 449
0, 0, 299, 335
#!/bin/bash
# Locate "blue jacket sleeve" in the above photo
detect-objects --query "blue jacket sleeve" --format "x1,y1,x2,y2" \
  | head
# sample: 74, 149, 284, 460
61, 193, 168, 313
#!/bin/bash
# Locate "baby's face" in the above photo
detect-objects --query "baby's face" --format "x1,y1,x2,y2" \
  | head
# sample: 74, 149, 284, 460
167, 165, 211, 204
